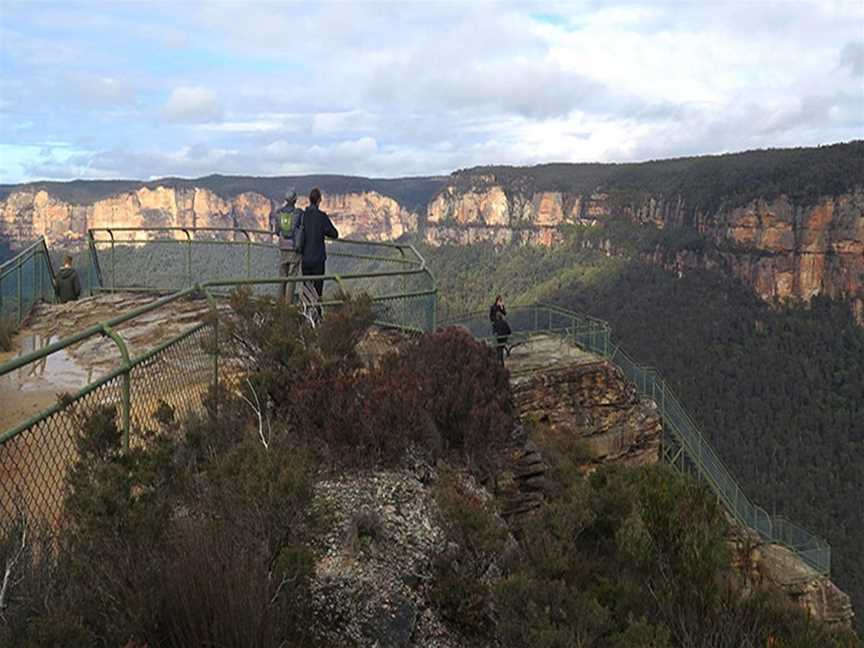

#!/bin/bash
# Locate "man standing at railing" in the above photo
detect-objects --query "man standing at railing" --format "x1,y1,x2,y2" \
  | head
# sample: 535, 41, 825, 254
270, 188, 303, 302
301, 187, 339, 304
54, 256, 81, 303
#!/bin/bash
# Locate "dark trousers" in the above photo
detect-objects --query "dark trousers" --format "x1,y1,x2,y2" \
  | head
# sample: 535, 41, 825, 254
302, 261, 326, 299
496, 336, 508, 365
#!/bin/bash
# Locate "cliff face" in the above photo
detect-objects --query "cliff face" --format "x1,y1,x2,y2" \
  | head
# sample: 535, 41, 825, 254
0, 186, 416, 246
425, 180, 864, 322
426, 180, 581, 246
2, 164, 861, 319
629, 191, 864, 321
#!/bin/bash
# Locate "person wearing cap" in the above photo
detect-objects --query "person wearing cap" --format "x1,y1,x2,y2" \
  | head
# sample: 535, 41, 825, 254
270, 188, 303, 302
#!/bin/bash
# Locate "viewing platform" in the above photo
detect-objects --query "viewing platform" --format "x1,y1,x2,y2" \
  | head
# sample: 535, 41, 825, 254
0, 229, 834, 591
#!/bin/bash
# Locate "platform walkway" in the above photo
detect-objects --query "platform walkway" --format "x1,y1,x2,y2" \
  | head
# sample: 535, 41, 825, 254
0, 231, 832, 579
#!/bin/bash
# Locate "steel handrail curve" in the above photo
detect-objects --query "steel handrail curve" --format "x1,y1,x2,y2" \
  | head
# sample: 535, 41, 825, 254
0, 238, 56, 287
0, 237, 57, 325
0, 238, 53, 279
0, 273, 437, 445
0, 266, 436, 381
87, 227, 429, 269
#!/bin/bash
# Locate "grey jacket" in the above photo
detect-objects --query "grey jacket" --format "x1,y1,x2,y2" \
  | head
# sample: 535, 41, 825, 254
271, 204, 303, 251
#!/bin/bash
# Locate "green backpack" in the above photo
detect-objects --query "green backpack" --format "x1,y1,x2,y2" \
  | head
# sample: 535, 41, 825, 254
279, 208, 296, 237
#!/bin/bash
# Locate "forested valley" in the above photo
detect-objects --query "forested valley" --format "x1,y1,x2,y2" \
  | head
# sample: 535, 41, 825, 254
417, 236, 864, 632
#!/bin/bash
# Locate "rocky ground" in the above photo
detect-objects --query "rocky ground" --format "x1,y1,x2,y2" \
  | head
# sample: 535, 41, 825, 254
304, 333, 853, 645
311, 468, 490, 648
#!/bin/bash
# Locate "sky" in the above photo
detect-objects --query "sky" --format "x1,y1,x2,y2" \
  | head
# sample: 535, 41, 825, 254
0, 0, 862, 184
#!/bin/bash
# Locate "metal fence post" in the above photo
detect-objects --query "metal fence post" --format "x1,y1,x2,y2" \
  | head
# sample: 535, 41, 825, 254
203, 286, 220, 416
242, 229, 251, 279
16, 256, 22, 325
183, 229, 193, 288
34, 251, 41, 305
109, 230, 116, 292
100, 323, 132, 449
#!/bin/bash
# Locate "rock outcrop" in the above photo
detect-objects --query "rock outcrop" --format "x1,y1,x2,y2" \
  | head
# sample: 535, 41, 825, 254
2, 152, 861, 319
499, 334, 853, 629
511, 361, 662, 468
0, 186, 417, 246
496, 334, 661, 518
730, 528, 855, 629
424, 179, 864, 323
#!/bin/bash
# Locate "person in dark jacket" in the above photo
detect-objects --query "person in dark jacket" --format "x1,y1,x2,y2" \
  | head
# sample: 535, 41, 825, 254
489, 295, 511, 364
301, 187, 339, 300
54, 256, 81, 303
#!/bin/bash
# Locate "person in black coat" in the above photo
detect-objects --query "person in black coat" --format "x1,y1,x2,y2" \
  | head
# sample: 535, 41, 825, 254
301, 187, 339, 299
54, 256, 82, 303
489, 295, 511, 364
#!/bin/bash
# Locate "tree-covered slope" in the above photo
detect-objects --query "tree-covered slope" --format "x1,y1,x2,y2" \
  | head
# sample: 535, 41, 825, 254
420, 239, 864, 632
455, 140, 864, 211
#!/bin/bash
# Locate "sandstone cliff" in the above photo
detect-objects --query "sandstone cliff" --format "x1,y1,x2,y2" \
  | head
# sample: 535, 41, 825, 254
424, 179, 864, 323
2, 142, 861, 319
0, 186, 417, 246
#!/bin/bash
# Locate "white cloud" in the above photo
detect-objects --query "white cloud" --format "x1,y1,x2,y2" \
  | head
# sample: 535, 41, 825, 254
68, 73, 136, 107
161, 86, 222, 123
840, 41, 864, 76
2, 1, 863, 183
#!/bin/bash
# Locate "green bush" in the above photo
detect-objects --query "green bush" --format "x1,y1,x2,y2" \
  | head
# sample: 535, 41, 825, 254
0, 393, 325, 648
218, 291, 513, 474
429, 472, 509, 636
494, 454, 860, 648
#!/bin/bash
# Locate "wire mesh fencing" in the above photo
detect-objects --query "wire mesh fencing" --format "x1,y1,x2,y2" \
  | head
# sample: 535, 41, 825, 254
0, 243, 438, 540
450, 303, 831, 576
0, 239, 56, 327
86, 228, 427, 298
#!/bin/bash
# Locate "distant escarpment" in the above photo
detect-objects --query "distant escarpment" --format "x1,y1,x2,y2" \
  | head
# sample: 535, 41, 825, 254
1, 142, 861, 318
425, 142, 864, 322
0, 184, 423, 246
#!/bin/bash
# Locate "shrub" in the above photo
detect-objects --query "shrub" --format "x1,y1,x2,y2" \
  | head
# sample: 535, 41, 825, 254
1, 392, 326, 647
0, 316, 17, 352
217, 292, 514, 475
429, 472, 509, 637
345, 508, 385, 555
381, 327, 514, 474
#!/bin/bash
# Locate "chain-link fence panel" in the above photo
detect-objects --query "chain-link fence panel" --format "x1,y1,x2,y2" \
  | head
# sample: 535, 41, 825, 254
127, 323, 215, 436
0, 377, 123, 535
0, 240, 56, 326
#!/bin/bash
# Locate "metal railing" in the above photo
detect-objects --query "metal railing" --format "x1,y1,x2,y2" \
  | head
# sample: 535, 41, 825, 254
446, 304, 831, 576
0, 230, 830, 577
0, 230, 437, 536
0, 238, 56, 327
87, 227, 428, 293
